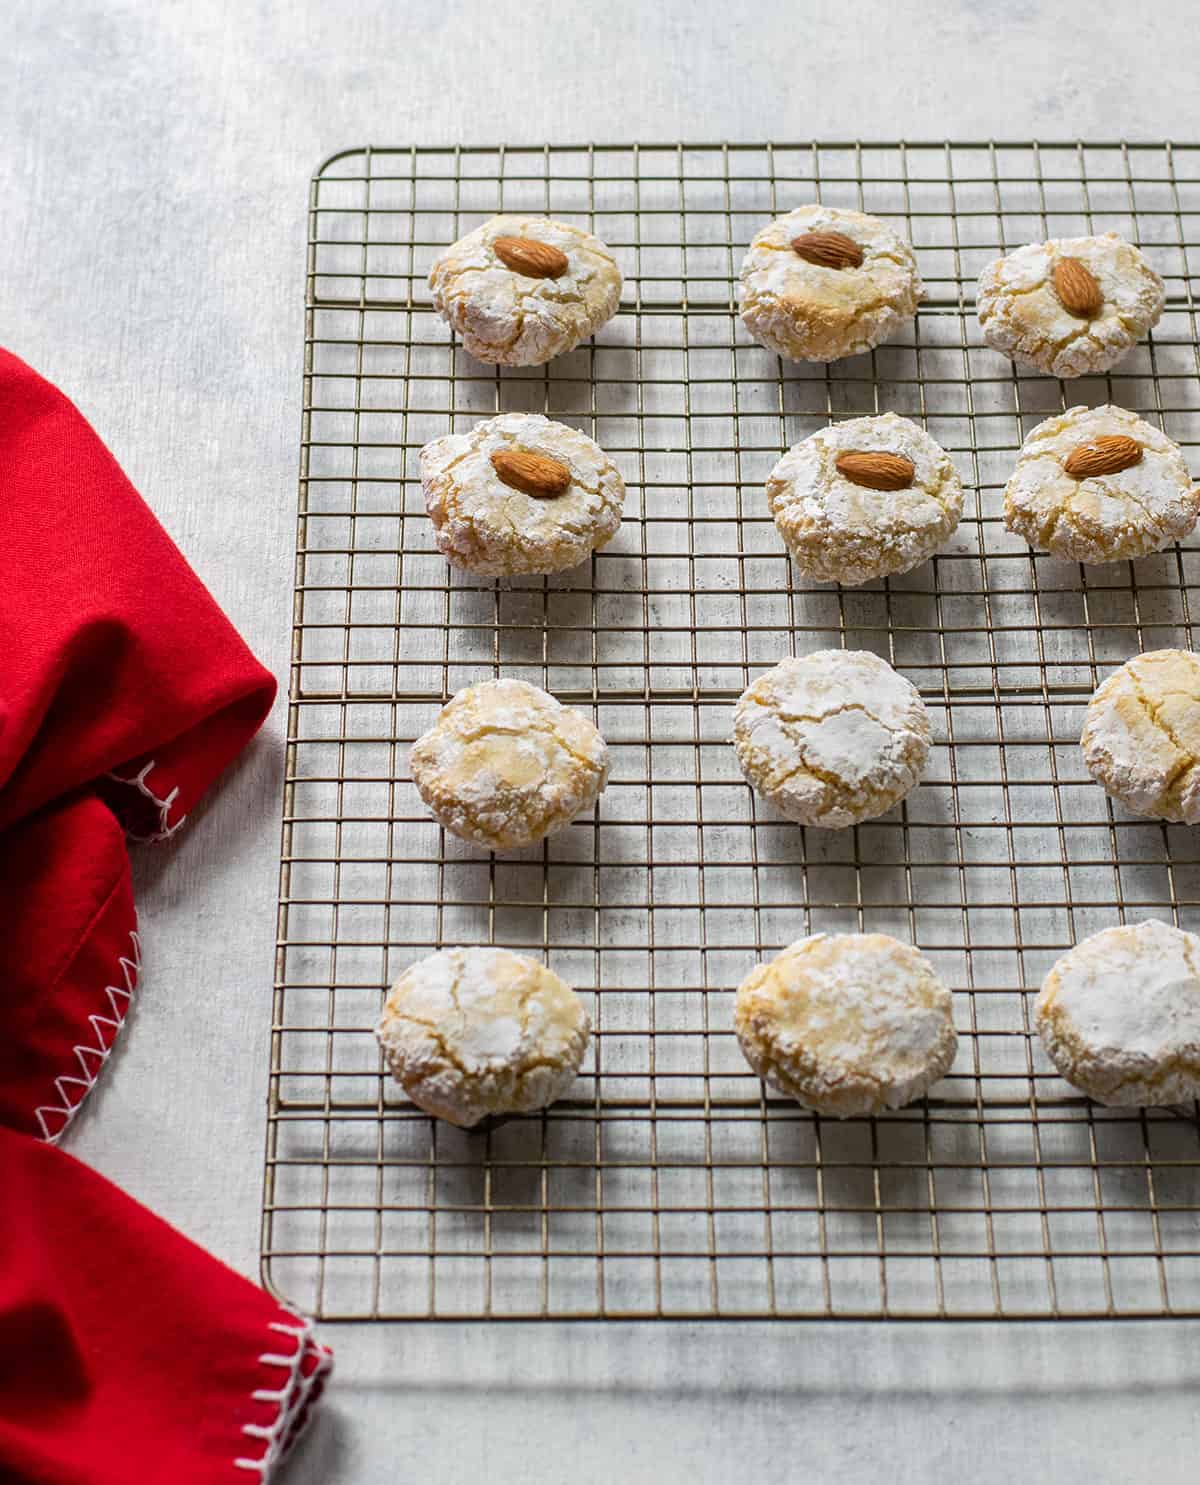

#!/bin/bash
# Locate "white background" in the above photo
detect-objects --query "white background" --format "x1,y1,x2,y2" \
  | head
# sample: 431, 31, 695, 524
7, 2, 1200, 1480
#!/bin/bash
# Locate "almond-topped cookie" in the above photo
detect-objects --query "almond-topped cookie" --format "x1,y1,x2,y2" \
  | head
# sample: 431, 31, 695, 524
429, 215, 622, 365
766, 412, 963, 585
738, 205, 923, 362
1003, 405, 1199, 563
420, 413, 624, 576
977, 233, 1164, 378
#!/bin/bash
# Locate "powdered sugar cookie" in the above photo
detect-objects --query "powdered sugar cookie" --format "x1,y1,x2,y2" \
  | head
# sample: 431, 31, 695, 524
410, 678, 609, 850
376, 946, 591, 1127
738, 205, 923, 362
1081, 649, 1200, 824
734, 933, 957, 1117
732, 651, 930, 828
1035, 920, 1200, 1106
428, 215, 622, 365
1003, 405, 1198, 564
766, 412, 963, 585
977, 233, 1164, 378
420, 413, 624, 576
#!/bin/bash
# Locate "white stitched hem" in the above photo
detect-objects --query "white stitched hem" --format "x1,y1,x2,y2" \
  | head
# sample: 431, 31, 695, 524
34, 928, 141, 1144
234, 1313, 333, 1477
106, 761, 188, 842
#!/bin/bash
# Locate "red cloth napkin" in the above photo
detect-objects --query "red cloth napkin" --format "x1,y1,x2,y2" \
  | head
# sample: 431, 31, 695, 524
0, 348, 332, 1480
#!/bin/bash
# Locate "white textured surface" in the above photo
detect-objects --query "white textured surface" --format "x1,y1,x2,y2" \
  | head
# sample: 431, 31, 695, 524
8, 1, 1200, 1482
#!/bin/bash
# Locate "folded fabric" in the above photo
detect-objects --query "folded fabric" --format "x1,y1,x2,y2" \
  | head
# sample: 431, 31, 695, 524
0, 346, 276, 1140
0, 1129, 333, 1483
0, 347, 331, 1481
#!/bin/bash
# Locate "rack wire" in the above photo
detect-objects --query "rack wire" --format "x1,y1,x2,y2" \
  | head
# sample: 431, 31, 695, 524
262, 141, 1200, 1322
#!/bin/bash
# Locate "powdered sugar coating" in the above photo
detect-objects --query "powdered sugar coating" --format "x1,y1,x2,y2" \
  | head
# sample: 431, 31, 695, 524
428, 215, 622, 366
733, 651, 930, 829
410, 678, 609, 851
420, 413, 625, 576
1081, 649, 1200, 824
734, 933, 957, 1117
1035, 921, 1200, 1106
376, 946, 591, 1127
766, 412, 963, 585
1004, 405, 1198, 563
977, 233, 1164, 378
738, 205, 923, 362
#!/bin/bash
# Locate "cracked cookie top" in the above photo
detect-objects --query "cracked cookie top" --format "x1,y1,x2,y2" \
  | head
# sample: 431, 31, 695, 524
410, 678, 609, 851
428, 215, 622, 366
766, 412, 963, 585
732, 650, 930, 829
376, 946, 591, 1127
738, 205, 923, 363
734, 933, 957, 1117
420, 413, 625, 576
1004, 405, 1199, 564
976, 233, 1164, 378
1035, 921, 1200, 1107
1081, 649, 1200, 824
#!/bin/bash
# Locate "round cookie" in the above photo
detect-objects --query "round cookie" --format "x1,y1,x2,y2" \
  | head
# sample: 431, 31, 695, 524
1004, 405, 1199, 563
428, 215, 622, 366
1081, 649, 1200, 824
420, 413, 625, 576
411, 678, 609, 850
376, 946, 591, 1127
738, 204, 923, 362
1035, 920, 1200, 1107
733, 651, 930, 828
766, 412, 963, 585
977, 233, 1165, 378
734, 933, 958, 1117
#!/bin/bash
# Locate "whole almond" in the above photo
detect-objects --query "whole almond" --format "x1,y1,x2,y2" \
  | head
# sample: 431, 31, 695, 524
1053, 257, 1103, 319
835, 450, 916, 491
491, 447, 572, 498
493, 236, 569, 279
791, 230, 864, 270
1062, 434, 1142, 479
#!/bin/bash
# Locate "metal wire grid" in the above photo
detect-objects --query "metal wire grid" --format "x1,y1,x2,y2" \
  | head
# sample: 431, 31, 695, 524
262, 141, 1200, 1322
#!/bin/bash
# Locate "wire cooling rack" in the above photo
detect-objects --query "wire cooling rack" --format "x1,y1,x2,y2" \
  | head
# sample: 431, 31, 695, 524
262, 141, 1200, 1322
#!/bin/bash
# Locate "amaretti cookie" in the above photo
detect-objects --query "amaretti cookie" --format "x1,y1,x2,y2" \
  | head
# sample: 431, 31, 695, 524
420, 413, 624, 576
1081, 649, 1200, 823
1004, 405, 1199, 563
376, 946, 591, 1126
732, 651, 930, 828
410, 678, 609, 850
766, 412, 963, 584
1035, 920, 1200, 1106
738, 205, 923, 362
734, 933, 957, 1117
428, 215, 622, 365
976, 233, 1165, 378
